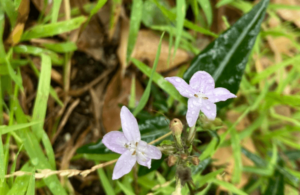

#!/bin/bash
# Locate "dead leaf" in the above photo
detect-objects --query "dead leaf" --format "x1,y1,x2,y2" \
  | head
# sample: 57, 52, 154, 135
273, 0, 300, 28
77, 15, 105, 61
118, 29, 191, 73
6, 0, 29, 45
102, 71, 144, 132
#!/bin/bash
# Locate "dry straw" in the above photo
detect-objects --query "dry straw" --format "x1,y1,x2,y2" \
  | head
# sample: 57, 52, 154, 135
5, 131, 172, 179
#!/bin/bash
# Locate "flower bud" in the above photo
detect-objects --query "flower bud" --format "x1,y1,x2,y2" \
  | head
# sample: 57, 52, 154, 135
180, 154, 188, 160
168, 155, 177, 167
169, 118, 183, 136
191, 156, 200, 165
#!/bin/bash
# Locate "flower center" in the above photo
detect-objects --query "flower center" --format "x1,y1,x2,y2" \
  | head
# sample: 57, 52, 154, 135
124, 141, 138, 154
194, 93, 208, 99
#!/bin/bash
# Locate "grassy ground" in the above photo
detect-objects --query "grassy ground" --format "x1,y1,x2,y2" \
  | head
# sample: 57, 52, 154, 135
0, 0, 300, 194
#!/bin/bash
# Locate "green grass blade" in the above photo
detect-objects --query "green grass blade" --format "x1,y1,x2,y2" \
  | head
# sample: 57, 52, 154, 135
216, 0, 234, 8
231, 128, 242, 183
96, 165, 115, 195
0, 122, 41, 134
117, 181, 135, 195
41, 131, 56, 169
87, 0, 107, 24
173, 0, 186, 59
197, 169, 224, 188
132, 32, 164, 116
126, 0, 143, 63
28, 59, 63, 106
21, 16, 86, 41
198, 0, 212, 26
212, 179, 247, 195
5, 49, 23, 90
251, 54, 300, 84
42, 42, 77, 53
14, 45, 64, 65
8, 144, 23, 186
152, 0, 217, 37
14, 102, 67, 195
51, 0, 62, 23
132, 59, 186, 105
26, 173, 35, 195
0, 0, 17, 27
31, 54, 51, 139
0, 129, 5, 181
129, 75, 136, 108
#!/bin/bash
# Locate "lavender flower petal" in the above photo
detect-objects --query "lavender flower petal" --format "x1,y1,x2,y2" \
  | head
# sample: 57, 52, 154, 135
189, 71, 215, 94
206, 87, 237, 103
112, 150, 136, 180
102, 131, 128, 154
186, 98, 202, 127
165, 77, 195, 98
120, 106, 141, 142
200, 100, 217, 120
137, 157, 151, 169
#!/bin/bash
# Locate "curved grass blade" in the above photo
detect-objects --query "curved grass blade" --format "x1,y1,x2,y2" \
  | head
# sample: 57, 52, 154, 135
131, 58, 186, 105
21, 16, 86, 41
126, 0, 143, 64
132, 32, 164, 116
51, 0, 62, 23
173, 0, 186, 59
198, 0, 212, 26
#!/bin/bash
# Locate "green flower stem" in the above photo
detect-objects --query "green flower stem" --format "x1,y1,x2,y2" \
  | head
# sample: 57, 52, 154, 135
186, 125, 196, 146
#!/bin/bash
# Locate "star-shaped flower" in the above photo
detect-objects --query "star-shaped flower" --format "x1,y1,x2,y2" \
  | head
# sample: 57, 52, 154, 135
165, 71, 236, 127
102, 106, 162, 180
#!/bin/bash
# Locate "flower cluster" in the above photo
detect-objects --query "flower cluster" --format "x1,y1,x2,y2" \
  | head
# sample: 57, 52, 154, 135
102, 71, 236, 179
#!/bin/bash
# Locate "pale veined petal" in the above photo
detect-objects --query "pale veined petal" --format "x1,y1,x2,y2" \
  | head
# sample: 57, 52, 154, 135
165, 77, 196, 98
200, 99, 217, 120
102, 131, 128, 154
186, 98, 202, 127
206, 87, 236, 103
189, 71, 215, 94
112, 150, 136, 180
120, 106, 141, 142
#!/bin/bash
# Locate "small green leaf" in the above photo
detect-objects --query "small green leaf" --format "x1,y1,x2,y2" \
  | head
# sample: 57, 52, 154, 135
184, 0, 269, 108
21, 16, 86, 41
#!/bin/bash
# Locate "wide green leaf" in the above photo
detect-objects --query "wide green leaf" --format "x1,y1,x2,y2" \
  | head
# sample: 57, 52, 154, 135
183, 0, 269, 108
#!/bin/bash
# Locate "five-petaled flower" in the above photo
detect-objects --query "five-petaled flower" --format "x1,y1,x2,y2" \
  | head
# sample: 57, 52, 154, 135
165, 71, 236, 127
102, 106, 162, 180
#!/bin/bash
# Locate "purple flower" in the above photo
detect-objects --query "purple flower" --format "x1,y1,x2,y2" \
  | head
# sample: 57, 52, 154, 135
165, 71, 236, 127
102, 106, 162, 180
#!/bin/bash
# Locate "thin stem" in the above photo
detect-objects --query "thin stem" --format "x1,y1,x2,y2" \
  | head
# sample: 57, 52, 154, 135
186, 125, 196, 146
149, 131, 172, 145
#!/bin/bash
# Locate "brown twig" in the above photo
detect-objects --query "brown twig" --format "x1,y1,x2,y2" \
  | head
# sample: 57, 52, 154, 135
68, 69, 112, 96
51, 99, 80, 144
